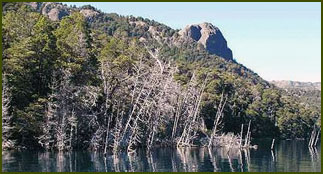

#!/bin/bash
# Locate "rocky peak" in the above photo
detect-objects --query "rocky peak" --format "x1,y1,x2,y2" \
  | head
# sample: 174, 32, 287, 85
179, 22, 233, 60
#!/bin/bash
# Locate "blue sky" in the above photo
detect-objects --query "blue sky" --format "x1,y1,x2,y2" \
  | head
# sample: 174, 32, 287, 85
64, 2, 321, 82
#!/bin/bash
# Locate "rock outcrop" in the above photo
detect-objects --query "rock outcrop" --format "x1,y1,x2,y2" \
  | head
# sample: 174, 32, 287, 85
26, 2, 100, 21
41, 2, 70, 21
25, 2, 70, 21
179, 22, 233, 60
80, 9, 99, 18
28, 2, 42, 11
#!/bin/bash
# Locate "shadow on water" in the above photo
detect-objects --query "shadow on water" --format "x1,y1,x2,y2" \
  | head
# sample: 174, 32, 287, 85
2, 140, 321, 172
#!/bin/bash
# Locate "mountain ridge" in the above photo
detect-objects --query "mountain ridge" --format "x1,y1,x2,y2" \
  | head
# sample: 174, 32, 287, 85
271, 80, 321, 91
22, 2, 234, 61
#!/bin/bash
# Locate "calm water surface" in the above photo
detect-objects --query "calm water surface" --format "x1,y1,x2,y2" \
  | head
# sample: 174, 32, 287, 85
2, 140, 321, 172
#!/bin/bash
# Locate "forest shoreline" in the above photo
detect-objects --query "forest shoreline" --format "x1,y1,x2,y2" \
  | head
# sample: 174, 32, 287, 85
2, 2, 320, 153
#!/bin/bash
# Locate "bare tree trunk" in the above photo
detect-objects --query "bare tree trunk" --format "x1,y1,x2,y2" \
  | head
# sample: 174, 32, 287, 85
239, 124, 244, 148
172, 74, 195, 144
271, 139, 275, 150
208, 91, 228, 147
1, 74, 15, 149
178, 74, 208, 147
104, 114, 111, 155
244, 120, 251, 147
172, 97, 182, 141
309, 125, 316, 147
314, 128, 320, 146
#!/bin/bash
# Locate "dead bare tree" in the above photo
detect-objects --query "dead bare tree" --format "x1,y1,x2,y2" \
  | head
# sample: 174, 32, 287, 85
39, 73, 60, 150
239, 124, 244, 148
177, 73, 208, 147
208, 91, 228, 147
244, 120, 251, 148
309, 124, 321, 147
40, 69, 98, 151
2, 74, 15, 149
89, 126, 105, 151
171, 73, 195, 143
108, 46, 179, 153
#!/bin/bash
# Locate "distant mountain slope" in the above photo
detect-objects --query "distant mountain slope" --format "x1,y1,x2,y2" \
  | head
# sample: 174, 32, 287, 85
271, 80, 321, 91
271, 80, 321, 111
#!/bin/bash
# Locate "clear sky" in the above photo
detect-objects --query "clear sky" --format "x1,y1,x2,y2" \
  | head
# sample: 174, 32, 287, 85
63, 2, 321, 82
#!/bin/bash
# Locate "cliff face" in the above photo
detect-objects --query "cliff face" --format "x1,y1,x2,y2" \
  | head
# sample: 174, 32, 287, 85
179, 22, 233, 60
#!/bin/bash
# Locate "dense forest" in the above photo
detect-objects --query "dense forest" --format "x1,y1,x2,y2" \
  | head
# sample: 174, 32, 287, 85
1, 2, 321, 152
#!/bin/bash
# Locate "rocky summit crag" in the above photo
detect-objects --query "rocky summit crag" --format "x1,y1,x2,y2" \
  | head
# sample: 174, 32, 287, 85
179, 22, 233, 60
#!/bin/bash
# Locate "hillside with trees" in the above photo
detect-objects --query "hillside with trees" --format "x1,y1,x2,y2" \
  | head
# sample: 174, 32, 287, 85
1, 2, 320, 151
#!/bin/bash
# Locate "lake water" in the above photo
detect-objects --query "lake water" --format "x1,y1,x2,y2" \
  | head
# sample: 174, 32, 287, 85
2, 140, 321, 172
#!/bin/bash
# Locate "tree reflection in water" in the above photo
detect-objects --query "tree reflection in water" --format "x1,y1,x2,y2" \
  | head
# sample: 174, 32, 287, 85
309, 146, 319, 171
2, 140, 321, 172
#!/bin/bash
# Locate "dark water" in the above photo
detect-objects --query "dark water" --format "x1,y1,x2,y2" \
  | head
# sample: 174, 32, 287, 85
2, 140, 321, 172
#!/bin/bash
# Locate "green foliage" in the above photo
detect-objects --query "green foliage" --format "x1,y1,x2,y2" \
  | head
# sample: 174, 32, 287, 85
54, 12, 99, 85
276, 96, 319, 138
2, 5, 38, 50
3, 7, 57, 108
